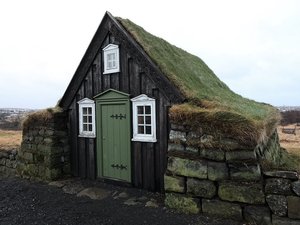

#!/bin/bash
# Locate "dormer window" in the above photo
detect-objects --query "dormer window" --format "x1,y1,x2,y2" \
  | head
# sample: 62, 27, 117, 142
131, 94, 157, 142
103, 44, 120, 74
78, 98, 96, 138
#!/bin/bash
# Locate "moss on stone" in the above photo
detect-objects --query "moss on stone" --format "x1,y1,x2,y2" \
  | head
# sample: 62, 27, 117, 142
165, 193, 200, 214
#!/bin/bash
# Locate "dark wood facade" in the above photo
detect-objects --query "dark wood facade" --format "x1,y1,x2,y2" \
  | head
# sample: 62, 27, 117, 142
59, 12, 185, 192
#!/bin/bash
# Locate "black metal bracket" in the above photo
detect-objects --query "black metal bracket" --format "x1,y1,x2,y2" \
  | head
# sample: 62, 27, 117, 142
111, 164, 127, 170
110, 114, 126, 120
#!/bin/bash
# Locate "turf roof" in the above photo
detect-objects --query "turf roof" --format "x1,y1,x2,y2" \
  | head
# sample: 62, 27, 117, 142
117, 17, 280, 145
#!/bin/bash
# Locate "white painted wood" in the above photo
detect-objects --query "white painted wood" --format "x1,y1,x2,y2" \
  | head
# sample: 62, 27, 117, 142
78, 98, 96, 138
103, 44, 120, 74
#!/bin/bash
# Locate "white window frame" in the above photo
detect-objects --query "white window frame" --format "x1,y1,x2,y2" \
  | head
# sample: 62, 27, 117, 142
78, 98, 96, 138
131, 94, 157, 142
103, 44, 120, 74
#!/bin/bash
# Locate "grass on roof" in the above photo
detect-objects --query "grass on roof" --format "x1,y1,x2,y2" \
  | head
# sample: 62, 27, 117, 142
117, 18, 280, 145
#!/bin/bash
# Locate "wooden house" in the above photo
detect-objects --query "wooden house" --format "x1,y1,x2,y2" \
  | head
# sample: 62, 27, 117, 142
59, 12, 279, 193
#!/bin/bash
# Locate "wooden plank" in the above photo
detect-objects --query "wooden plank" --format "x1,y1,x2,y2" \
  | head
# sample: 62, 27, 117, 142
142, 142, 155, 191
153, 88, 161, 191
132, 142, 142, 188
110, 73, 119, 90
78, 137, 86, 178
87, 138, 96, 179
86, 69, 93, 99
129, 59, 140, 96
69, 99, 79, 176
93, 52, 102, 95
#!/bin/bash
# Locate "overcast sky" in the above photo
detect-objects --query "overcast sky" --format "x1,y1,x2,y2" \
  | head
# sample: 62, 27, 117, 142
0, 0, 299, 109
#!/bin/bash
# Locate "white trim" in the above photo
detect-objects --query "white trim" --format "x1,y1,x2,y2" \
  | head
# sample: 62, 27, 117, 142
78, 98, 96, 138
103, 44, 120, 74
131, 94, 157, 142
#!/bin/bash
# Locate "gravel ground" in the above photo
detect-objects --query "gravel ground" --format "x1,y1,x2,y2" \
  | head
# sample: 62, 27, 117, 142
0, 176, 246, 225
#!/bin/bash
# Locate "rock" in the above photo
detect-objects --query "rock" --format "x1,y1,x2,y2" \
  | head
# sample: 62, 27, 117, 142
229, 163, 261, 180
63, 183, 85, 195
218, 181, 265, 204
292, 181, 300, 196
266, 195, 287, 216
145, 199, 159, 208
265, 178, 292, 195
23, 152, 34, 163
202, 199, 242, 220
169, 130, 186, 142
0, 158, 6, 166
272, 215, 300, 225
114, 192, 128, 199
164, 175, 185, 193
77, 187, 110, 200
165, 193, 200, 214
207, 161, 229, 181
167, 156, 207, 179
48, 179, 72, 188
263, 171, 299, 180
187, 178, 216, 198
124, 197, 140, 206
167, 143, 184, 152
199, 148, 225, 161
0, 151, 9, 159
287, 196, 300, 219
170, 123, 186, 131
225, 150, 256, 162
186, 146, 198, 153
243, 205, 271, 225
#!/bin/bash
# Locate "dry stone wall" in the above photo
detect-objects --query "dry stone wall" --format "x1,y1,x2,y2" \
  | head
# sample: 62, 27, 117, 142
0, 149, 18, 177
16, 109, 70, 181
165, 122, 300, 225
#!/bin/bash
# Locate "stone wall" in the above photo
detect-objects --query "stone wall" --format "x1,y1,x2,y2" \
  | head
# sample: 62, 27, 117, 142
0, 149, 18, 177
16, 108, 70, 181
165, 122, 300, 225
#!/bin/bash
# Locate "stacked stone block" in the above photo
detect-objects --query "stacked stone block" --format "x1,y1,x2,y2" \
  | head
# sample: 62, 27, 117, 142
16, 109, 70, 181
0, 149, 18, 177
165, 122, 300, 225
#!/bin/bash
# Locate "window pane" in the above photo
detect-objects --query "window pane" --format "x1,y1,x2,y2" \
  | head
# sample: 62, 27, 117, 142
88, 107, 92, 114
145, 126, 151, 134
138, 116, 144, 124
88, 124, 93, 131
145, 116, 151, 124
88, 116, 92, 123
83, 124, 88, 131
137, 106, 144, 114
83, 116, 87, 123
138, 126, 144, 134
145, 106, 151, 114
83, 107, 87, 114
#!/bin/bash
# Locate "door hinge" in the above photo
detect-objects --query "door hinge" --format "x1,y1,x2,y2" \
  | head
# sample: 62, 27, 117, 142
110, 114, 126, 120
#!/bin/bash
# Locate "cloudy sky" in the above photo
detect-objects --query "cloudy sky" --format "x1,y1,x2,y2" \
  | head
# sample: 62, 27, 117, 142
0, 0, 299, 109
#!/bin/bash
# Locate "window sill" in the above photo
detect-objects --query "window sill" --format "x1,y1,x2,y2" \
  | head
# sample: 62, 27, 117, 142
78, 134, 96, 138
131, 137, 157, 143
103, 69, 120, 74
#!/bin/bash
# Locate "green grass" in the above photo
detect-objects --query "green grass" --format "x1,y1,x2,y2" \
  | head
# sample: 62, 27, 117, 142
117, 18, 280, 144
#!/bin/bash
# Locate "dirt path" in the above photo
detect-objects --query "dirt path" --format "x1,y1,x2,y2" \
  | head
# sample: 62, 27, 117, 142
0, 177, 245, 225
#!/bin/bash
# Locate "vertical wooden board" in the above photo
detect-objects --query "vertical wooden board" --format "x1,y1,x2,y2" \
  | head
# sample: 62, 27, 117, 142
78, 137, 86, 178
110, 73, 119, 90
142, 143, 155, 191
129, 59, 140, 96
120, 52, 130, 93
87, 138, 96, 179
103, 74, 111, 90
93, 52, 102, 95
69, 99, 79, 176
77, 84, 87, 178
159, 97, 170, 192
86, 69, 93, 99
132, 142, 142, 188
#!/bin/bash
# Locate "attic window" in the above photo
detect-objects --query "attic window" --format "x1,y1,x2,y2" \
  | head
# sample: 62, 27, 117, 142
131, 94, 157, 142
78, 98, 96, 138
103, 44, 120, 74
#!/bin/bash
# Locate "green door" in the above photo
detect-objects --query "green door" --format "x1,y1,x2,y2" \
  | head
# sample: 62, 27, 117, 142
95, 90, 131, 182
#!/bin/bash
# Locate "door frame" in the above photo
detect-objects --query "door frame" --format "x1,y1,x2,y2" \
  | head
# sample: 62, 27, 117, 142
94, 89, 131, 182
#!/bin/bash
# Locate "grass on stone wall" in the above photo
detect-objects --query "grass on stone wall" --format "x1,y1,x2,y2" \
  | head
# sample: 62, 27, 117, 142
117, 17, 280, 144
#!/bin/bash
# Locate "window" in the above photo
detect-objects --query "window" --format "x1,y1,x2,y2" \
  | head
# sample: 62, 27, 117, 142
78, 98, 96, 138
103, 44, 120, 74
131, 94, 156, 142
